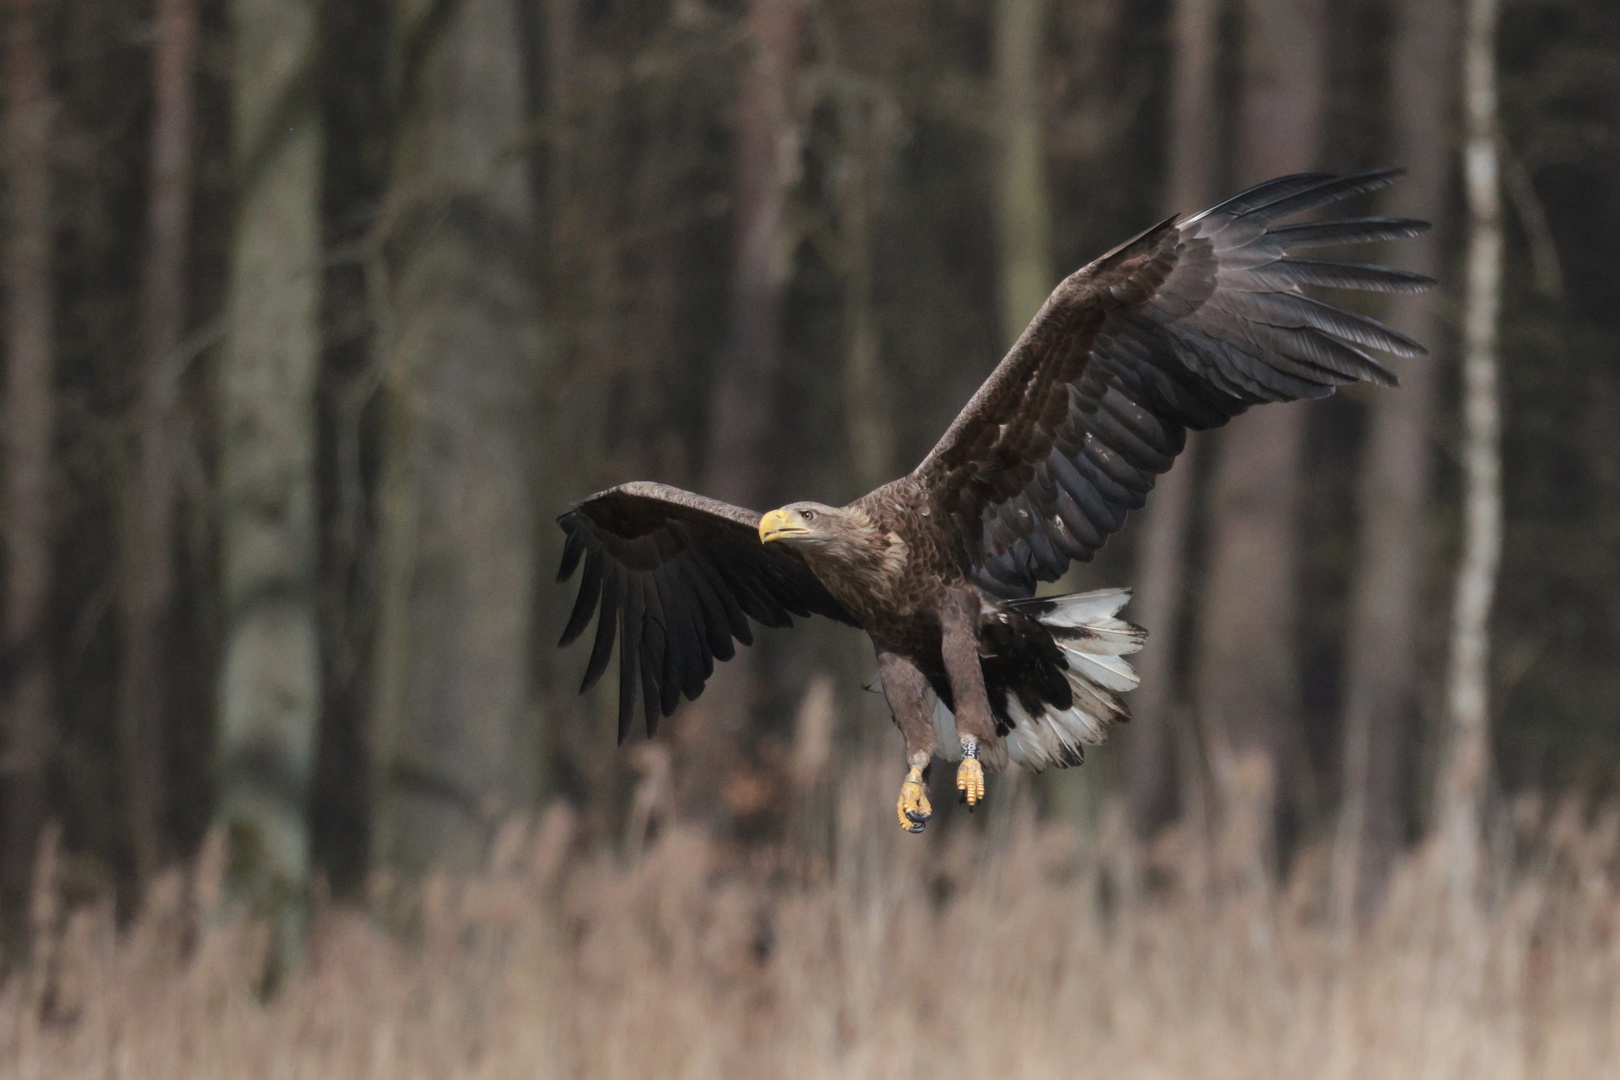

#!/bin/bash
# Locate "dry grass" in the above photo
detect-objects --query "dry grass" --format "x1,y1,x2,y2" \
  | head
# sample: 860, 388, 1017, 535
2, 768, 1618, 1079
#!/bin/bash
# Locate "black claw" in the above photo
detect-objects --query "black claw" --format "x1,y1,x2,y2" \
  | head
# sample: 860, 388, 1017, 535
905, 809, 930, 825
904, 821, 925, 834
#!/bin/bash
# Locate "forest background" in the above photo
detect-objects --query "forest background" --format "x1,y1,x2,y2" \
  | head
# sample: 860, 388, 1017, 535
0, 0, 1617, 1074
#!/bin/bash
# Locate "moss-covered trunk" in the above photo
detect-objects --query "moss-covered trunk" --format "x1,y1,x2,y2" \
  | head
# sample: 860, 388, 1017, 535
214, 0, 324, 949
370, 0, 543, 874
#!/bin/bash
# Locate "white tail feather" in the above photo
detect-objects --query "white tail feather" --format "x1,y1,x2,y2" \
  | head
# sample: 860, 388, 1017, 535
1032, 587, 1134, 627
1058, 623, 1143, 656
1060, 646, 1140, 693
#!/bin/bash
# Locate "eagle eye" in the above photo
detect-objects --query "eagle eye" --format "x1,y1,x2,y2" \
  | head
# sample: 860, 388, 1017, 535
801, 509, 816, 521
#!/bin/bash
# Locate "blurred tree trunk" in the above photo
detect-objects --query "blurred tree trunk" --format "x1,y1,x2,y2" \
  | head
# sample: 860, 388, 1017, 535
120, 0, 199, 881
215, 0, 323, 954
371, 0, 543, 874
1193, 0, 1325, 869
837, 100, 895, 493
996, 0, 1091, 826
1, 0, 57, 930
1125, 0, 1220, 840
1439, 0, 1502, 916
991, 0, 1052, 349
690, 0, 803, 825
544, 0, 575, 234
706, 0, 802, 507
1330, 0, 1456, 925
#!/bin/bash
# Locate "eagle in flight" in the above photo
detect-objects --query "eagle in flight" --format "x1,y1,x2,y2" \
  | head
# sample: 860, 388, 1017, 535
557, 170, 1431, 833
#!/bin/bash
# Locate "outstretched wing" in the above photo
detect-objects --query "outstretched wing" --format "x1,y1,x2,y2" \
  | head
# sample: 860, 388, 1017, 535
911, 169, 1433, 597
556, 481, 856, 740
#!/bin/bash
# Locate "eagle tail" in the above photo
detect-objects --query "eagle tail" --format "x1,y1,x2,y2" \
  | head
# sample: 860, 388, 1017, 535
988, 589, 1146, 772
1007, 589, 1144, 771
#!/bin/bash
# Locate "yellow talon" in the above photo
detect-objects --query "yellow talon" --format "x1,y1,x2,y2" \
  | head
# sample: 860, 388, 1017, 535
897, 768, 931, 833
956, 756, 986, 808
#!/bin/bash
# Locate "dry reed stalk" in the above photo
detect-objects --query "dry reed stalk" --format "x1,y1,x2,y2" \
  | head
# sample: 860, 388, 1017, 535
1, 782, 1617, 1079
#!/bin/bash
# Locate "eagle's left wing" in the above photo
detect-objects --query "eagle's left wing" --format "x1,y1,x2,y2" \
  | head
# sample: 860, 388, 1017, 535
910, 169, 1433, 597
557, 482, 857, 741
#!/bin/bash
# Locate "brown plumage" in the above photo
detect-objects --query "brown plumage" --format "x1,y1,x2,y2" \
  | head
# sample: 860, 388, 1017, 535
557, 170, 1433, 830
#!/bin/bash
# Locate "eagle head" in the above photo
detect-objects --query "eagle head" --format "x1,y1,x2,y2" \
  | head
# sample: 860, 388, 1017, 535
757, 502, 845, 547
760, 501, 907, 610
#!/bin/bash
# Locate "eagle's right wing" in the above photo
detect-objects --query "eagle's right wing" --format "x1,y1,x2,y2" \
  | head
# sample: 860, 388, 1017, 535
911, 170, 1434, 597
557, 482, 856, 741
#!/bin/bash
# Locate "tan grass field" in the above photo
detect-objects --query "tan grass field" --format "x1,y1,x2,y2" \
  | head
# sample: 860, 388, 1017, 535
2, 768, 1617, 1079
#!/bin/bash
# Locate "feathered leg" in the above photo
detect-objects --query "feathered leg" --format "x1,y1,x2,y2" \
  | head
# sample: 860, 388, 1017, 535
876, 646, 935, 833
942, 589, 995, 807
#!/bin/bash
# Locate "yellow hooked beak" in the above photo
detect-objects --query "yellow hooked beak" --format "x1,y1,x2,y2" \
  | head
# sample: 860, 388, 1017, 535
758, 508, 810, 544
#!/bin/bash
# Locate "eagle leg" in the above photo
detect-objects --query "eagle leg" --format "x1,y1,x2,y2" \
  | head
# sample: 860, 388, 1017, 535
897, 764, 932, 833
876, 645, 937, 833
956, 739, 986, 808
942, 590, 997, 809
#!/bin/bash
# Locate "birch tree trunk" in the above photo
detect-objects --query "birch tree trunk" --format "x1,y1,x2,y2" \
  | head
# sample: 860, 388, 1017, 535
1330, 0, 1456, 926
1193, 0, 1325, 869
215, 0, 323, 949
371, 0, 543, 874
1438, 0, 1503, 915
991, 0, 1052, 349
1125, 0, 1219, 839
1, 0, 57, 929
120, 0, 199, 881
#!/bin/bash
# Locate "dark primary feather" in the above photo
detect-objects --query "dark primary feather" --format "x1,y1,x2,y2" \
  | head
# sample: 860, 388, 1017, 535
556, 482, 856, 741
911, 169, 1435, 597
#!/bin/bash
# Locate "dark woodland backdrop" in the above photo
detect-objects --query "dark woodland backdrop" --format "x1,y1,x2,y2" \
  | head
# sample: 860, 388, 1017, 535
0, 0, 1616, 942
